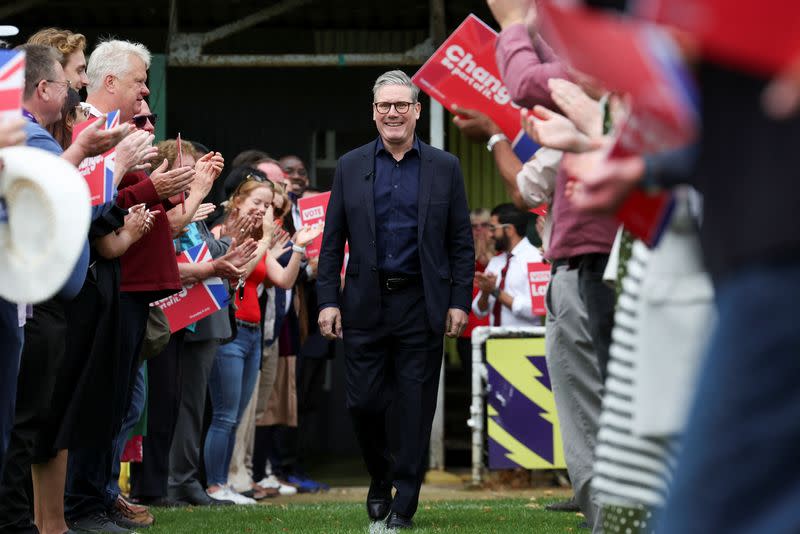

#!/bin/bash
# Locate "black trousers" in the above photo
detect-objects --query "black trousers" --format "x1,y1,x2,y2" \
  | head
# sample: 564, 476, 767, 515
0, 299, 65, 533
65, 292, 150, 519
343, 284, 443, 519
131, 331, 184, 499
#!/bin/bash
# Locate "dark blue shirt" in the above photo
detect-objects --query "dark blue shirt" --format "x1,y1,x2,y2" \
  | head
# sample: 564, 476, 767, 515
374, 137, 421, 275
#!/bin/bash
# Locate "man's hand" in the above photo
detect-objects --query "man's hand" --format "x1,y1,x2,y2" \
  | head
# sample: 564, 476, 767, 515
445, 308, 469, 338
476, 271, 498, 293
548, 78, 603, 137
452, 106, 502, 143
114, 130, 157, 182
74, 115, 133, 158
319, 306, 343, 340
762, 55, 800, 120
149, 158, 196, 200
523, 106, 596, 153
563, 149, 645, 214
487, 0, 533, 30
0, 117, 26, 148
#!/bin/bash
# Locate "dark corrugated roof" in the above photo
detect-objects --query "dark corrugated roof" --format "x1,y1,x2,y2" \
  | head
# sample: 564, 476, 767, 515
4, 0, 499, 53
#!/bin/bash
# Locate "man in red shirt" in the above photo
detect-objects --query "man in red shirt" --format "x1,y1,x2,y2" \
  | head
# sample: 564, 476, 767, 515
64, 39, 196, 533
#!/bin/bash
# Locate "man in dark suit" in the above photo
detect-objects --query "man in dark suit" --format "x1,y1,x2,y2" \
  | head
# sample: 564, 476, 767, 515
317, 70, 473, 530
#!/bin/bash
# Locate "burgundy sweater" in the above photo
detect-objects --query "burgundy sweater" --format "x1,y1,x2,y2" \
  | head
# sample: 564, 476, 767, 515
116, 171, 181, 296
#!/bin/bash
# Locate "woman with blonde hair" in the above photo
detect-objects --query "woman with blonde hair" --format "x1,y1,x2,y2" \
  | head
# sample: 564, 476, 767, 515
204, 178, 321, 504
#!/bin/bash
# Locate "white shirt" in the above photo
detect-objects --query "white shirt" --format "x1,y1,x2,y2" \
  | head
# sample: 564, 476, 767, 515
472, 237, 543, 327
516, 147, 561, 253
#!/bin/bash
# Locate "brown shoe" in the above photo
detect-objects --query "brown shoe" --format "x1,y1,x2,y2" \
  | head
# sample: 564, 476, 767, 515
113, 495, 155, 528
242, 484, 279, 500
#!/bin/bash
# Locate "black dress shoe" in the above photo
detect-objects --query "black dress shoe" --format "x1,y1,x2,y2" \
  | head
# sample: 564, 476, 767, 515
170, 486, 220, 506
386, 511, 414, 530
545, 496, 581, 512
366, 480, 392, 521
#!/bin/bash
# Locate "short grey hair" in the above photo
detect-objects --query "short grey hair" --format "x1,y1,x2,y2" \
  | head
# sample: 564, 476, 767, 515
86, 39, 151, 94
372, 70, 419, 102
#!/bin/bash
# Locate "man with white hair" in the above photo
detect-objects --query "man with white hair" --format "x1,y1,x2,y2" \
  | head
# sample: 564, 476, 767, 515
64, 39, 194, 533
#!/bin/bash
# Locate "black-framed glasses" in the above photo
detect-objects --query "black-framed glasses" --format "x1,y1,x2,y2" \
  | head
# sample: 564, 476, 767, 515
374, 101, 415, 114
488, 223, 511, 232
44, 78, 71, 89
132, 113, 158, 129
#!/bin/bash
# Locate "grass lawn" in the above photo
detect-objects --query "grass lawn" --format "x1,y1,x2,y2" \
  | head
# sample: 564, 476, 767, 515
145, 498, 585, 534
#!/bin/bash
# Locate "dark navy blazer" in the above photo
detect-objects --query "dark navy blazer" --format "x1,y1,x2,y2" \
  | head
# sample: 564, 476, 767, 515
317, 137, 474, 335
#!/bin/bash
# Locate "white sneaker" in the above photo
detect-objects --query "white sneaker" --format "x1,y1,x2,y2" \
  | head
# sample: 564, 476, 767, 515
257, 475, 298, 496
207, 486, 257, 505
206, 487, 235, 503
223, 486, 258, 505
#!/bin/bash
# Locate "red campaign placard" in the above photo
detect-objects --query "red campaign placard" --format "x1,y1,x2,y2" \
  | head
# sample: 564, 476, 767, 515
297, 191, 330, 259
539, 1, 697, 151
412, 14, 540, 163
637, 0, 800, 75
527, 262, 551, 316
71, 110, 120, 206
0, 50, 25, 122
152, 242, 230, 333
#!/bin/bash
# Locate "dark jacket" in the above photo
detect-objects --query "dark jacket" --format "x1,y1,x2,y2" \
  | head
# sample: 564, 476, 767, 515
317, 137, 474, 334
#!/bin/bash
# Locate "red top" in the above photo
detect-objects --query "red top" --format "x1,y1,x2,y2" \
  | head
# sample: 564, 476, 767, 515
462, 259, 489, 338
236, 256, 268, 324
116, 171, 181, 296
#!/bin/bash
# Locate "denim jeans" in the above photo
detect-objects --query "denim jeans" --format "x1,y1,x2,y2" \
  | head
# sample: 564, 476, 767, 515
0, 298, 23, 481
204, 325, 261, 487
660, 259, 800, 533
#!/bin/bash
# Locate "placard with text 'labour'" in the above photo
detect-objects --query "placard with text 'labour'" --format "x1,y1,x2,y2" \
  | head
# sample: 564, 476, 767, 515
486, 337, 566, 469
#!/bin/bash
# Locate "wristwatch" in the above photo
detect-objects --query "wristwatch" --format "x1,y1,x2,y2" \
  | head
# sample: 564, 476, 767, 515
486, 133, 509, 152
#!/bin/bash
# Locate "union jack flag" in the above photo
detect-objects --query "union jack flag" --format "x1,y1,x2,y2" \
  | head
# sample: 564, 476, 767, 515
72, 109, 120, 206
0, 50, 24, 121
153, 242, 231, 333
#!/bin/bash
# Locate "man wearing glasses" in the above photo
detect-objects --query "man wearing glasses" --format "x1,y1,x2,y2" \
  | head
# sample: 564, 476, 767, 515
317, 70, 473, 530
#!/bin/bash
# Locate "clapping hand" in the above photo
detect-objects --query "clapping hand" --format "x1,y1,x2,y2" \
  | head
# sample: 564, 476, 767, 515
114, 130, 158, 183
563, 148, 645, 215
149, 159, 196, 200
74, 115, 133, 158
121, 203, 155, 241
522, 106, 597, 153
269, 227, 291, 257
212, 237, 258, 280
193, 151, 225, 194
293, 222, 324, 248
191, 203, 216, 223
222, 211, 257, 240
548, 78, 603, 137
